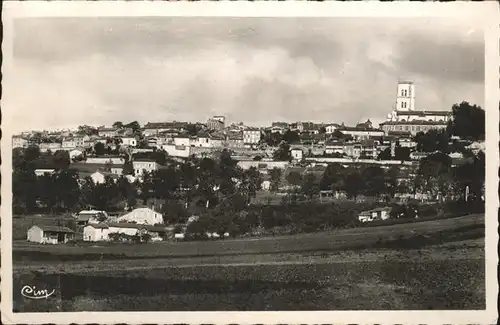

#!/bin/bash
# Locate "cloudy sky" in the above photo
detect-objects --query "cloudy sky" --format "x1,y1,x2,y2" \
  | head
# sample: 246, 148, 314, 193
9, 17, 483, 132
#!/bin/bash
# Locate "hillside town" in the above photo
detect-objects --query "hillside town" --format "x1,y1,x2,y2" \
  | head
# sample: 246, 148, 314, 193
13, 81, 486, 244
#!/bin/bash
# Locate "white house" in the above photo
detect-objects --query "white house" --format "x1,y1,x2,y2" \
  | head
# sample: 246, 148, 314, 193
83, 223, 169, 242
76, 210, 108, 226
86, 157, 125, 165
27, 225, 75, 244
69, 149, 84, 160
12, 136, 28, 149
121, 137, 137, 147
358, 207, 392, 223
97, 127, 118, 138
34, 168, 56, 177
90, 171, 119, 184
195, 134, 212, 147
290, 148, 303, 161
261, 180, 271, 191
173, 136, 191, 147
132, 160, 158, 176
243, 128, 262, 144
116, 207, 164, 225
161, 144, 191, 158
338, 127, 385, 140
39, 143, 62, 152
325, 124, 340, 134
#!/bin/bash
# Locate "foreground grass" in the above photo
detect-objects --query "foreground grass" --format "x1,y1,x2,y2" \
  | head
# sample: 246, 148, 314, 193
13, 243, 484, 311
13, 214, 484, 262
11, 214, 485, 312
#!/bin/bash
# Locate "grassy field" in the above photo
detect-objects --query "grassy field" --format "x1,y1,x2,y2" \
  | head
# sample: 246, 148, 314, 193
11, 214, 485, 312
13, 214, 484, 262
13, 239, 484, 311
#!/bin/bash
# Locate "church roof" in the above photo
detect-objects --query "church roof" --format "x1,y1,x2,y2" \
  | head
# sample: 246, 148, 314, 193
380, 120, 448, 126
396, 110, 451, 116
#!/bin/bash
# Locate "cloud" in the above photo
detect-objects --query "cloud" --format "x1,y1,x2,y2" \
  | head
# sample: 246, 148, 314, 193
8, 17, 484, 132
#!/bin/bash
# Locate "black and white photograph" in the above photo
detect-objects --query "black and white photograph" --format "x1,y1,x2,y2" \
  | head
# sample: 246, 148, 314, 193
1, 1, 498, 324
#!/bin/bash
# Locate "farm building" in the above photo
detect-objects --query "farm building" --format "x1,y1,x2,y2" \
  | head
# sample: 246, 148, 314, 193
27, 225, 75, 244
117, 207, 163, 225
358, 207, 392, 223
83, 223, 171, 242
75, 210, 108, 226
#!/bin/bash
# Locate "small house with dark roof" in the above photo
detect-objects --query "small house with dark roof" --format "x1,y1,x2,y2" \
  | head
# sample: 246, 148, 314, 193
27, 225, 75, 244
358, 207, 392, 223
83, 222, 172, 242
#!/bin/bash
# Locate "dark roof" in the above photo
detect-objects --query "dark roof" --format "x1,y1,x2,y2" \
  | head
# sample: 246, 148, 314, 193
87, 222, 169, 232
33, 225, 75, 233
387, 131, 412, 137
144, 122, 188, 129
396, 110, 451, 116
70, 163, 124, 172
339, 127, 384, 132
380, 120, 448, 126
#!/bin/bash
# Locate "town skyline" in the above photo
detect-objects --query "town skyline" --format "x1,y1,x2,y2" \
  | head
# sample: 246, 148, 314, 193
10, 17, 484, 133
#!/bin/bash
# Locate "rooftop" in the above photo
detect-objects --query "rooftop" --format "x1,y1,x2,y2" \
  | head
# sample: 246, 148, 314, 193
33, 225, 75, 233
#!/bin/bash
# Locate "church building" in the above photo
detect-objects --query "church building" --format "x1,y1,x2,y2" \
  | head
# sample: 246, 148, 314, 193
379, 81, 452, 136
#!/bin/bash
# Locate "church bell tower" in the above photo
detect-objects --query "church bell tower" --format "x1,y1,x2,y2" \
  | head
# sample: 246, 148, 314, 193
395, 81, 415, 111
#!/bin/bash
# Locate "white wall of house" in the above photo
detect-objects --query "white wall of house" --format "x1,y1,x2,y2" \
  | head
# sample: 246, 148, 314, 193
325, 125, 337, 134
243, 130, 261, 144
132, 161, 158, 176
83, 226, 110, 241
86, 157, 125, 164
121, 137, 137, 147
117, 208, 163, 225
237, 160, 289, 170
291, 149, 303, 160
90, 172, 106, 184
69, 149, 84, 159
173, 137, 191, 147
162, 144, 191, 158
39, 143, 62, 152
27, 226, 44, 243
34, 169, 56, 177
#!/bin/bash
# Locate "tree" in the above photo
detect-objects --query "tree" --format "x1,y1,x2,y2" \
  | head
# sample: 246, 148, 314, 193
415, 152, 455, 202
378, 147, 392, 160
161, 199, 189, 225
320, 163, 345, 191
94, 142, 106, 156
240, 167, 262, 204
286, 171, 303, 187
124, 121, 141, 133
319, 126, 327, 134
453, 150, 485, 202
301, 173, 319, 199
185, 123, 199, 136
52, 150, 71, 169
343, 170, 364, 199
394, 146, 411, 161
262, 131, 283, 147
13, 168, 38, 213
24, 146, 41, 163
53, 170, 81, 211
273, 141, 291, 161
253, 155, 262, 161
113, 121, 124, 129
269, 168, 282, 193
414, 129, 450, 153
361, 166, 386, 197
282, 130, 300, 144
447, 101, 485, 141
